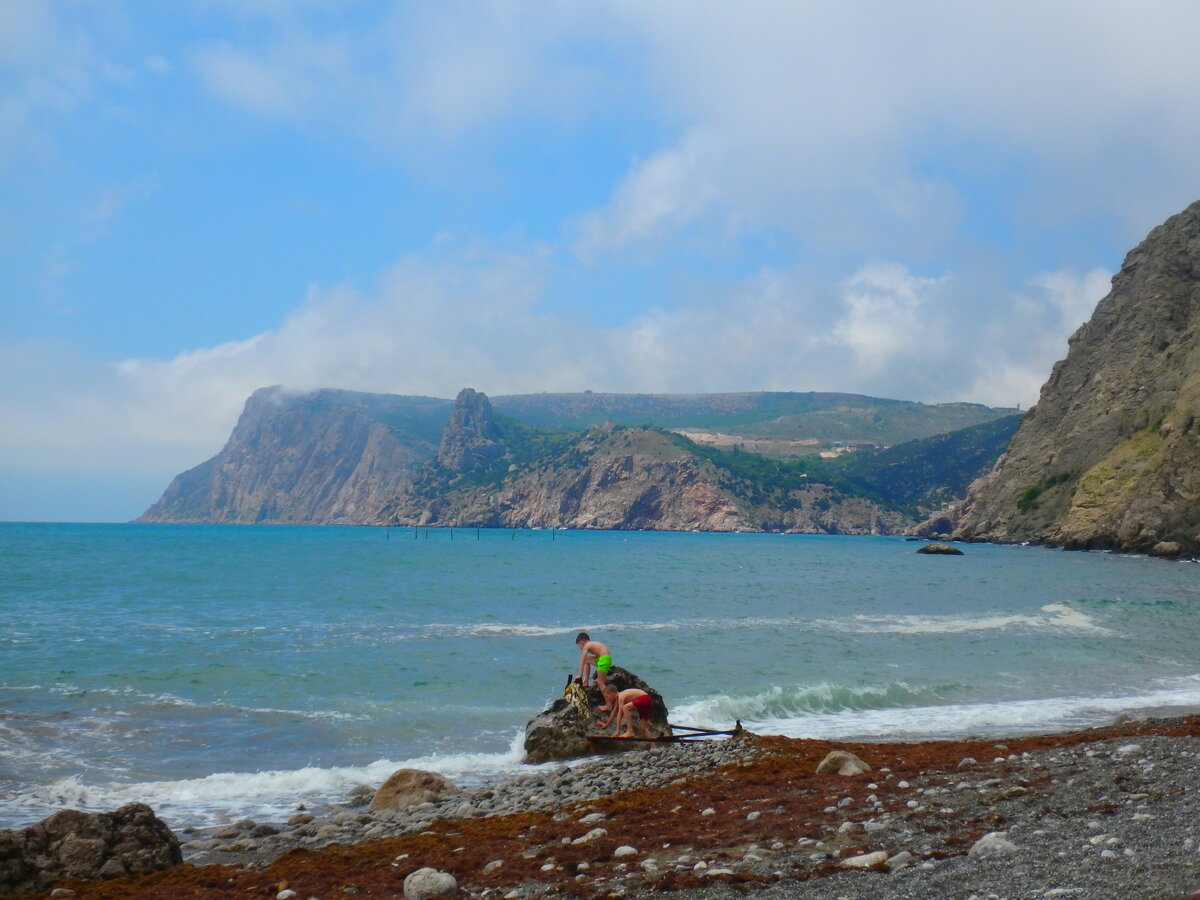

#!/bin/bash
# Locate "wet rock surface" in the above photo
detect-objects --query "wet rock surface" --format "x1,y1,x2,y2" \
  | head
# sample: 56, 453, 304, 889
0, 802, 181, 895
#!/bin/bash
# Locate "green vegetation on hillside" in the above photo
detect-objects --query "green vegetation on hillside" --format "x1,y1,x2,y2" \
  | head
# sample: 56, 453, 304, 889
490, 391, 1016, 445
673, 413, 1022, 517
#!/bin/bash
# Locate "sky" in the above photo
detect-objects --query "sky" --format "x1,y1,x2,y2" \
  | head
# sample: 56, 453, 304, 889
4, 1, 1200, 522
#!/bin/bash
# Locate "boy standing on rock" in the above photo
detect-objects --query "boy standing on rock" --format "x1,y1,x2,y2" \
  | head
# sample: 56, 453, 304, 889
597, 683, 655, 740
575, 632, 613, 706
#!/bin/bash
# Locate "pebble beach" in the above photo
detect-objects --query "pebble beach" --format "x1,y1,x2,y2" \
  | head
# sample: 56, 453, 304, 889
40, 713, 1200, 900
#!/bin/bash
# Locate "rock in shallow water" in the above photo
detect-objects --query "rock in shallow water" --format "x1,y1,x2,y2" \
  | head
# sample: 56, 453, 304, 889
523, 666, 671, 763
916, 541, 964, 555
368, 769, 461, 814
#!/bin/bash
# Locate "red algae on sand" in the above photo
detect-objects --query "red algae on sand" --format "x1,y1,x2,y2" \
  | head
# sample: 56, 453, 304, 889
37, 715, 1200, 900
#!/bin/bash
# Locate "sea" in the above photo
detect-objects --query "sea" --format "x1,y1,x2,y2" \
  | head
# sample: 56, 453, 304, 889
2, 522, 1199, 832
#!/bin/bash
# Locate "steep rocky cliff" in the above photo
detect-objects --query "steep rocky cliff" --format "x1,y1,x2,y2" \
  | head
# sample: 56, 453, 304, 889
137, 387, 445, 524
955, 198, 1200, 557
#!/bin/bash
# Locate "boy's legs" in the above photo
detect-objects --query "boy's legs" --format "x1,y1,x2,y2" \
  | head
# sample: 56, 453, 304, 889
635, 707, 653, 740
617, 700, 635, 737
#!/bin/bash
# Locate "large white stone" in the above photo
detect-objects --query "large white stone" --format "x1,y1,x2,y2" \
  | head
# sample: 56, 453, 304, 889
403, 867, 458, 900
838, 851, 887, 869
969, 831, 1018, 857
817, 750, 871, 776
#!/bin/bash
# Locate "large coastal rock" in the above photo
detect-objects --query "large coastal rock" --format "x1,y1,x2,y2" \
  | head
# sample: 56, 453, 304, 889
956, 197, 1200, 556
0, 803, 181, 895
367, 769, 461, 814
523, 667, 671, 763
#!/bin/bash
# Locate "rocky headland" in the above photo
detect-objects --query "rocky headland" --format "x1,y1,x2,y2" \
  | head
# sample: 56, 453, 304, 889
955, 197, 1200, 558
138, 387, 1015, 534
17, 714, 1200, 899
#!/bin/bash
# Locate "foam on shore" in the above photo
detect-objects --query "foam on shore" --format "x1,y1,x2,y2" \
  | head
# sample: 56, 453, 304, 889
672, 673, 1200, 741
2, 729, 542, 831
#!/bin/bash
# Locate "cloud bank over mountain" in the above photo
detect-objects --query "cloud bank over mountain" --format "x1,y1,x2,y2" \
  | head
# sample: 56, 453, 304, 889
2, 1, 1198, 519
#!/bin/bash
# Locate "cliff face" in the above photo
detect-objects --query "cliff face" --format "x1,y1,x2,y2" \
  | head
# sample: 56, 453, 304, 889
137, 387, 442, 524
955, 198, 1200, 557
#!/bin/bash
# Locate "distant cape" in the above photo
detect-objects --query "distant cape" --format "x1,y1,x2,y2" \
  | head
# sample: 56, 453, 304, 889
138, 388, 1016, 533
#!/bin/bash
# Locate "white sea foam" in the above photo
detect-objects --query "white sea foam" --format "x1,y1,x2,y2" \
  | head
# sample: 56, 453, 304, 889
435, 602, 1111, 642
826, 602, 1114, 636
2, 729, 542, 830
672, 674, 1200, 741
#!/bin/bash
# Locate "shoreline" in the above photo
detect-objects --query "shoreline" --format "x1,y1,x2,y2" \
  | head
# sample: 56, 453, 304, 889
38, 712, 1200, 899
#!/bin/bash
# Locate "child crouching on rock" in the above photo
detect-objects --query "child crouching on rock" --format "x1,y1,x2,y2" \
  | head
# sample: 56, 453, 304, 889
597, 683, 655, 740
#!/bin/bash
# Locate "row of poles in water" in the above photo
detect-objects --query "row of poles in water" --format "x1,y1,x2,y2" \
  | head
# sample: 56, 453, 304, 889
385, 526, 556, 540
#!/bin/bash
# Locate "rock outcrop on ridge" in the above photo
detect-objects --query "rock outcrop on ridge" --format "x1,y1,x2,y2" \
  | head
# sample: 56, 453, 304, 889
0, 802, 181, 895
523, 667, 671, 763
955, 197, 1200, 557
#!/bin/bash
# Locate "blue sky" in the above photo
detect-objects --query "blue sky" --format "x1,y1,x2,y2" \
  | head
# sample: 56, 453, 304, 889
4, 1, 1200, 522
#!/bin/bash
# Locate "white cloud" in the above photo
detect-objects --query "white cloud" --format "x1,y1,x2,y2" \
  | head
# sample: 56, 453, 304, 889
0, 240, 1113, 519
962, 267, 1112, 408
831, 263, 946, 375
574, 129, 725, 256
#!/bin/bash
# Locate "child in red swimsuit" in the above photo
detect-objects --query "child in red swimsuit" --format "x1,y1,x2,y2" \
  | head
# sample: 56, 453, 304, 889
597, 683, 655, 740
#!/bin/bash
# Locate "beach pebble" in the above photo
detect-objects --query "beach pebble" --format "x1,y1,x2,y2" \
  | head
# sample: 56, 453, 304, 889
886, 850, 914, 870
580, 812, 605, 823
276, 891, 296, 900
403, 867, 458, 900
746, 810, 761, 820
614, 845, 638, 857
838, 850, 887, 868
572, 827, 607, 844
483, 860, 503, 873
969, 831, 1019, 857
701, 807, 716, 816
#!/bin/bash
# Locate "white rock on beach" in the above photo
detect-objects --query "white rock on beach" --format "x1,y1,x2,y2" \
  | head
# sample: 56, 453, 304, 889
969, 831, 1019, 857
816, 750, 872, 776
403, 867, 458, 900
572, 827, 607, 844
838, 850, 887, 868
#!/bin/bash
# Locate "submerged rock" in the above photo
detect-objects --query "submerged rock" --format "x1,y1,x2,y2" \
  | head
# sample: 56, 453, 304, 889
523, 666, 671, 763
0, 802, 181, 895
916, 541, 964, 555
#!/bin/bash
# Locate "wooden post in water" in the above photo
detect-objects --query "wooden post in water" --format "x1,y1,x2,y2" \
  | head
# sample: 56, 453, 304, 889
476, 527, 480, 540
450, 527, 454, 541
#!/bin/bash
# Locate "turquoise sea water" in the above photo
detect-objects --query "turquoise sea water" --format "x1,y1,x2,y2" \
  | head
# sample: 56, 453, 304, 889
2, 522, 1199, 830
